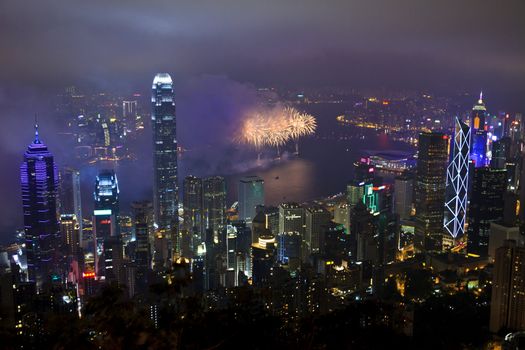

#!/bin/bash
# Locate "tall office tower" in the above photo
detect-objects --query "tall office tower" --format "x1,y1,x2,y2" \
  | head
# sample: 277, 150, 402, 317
394, 172, 414, 220
93, 170, 120, 239
467, 168, 507, 256
122, 100, 138, 130
279, 203, 305, 236
351, 202, 378, 263
470, 92, 488, 167
277, 231, 302, 271
152, 73, 178, 253
102, 236, 125, 285
490, 240, 525, 333
20, 125, 61, 290
346, 180, 365, 206
183, 176, 203, 250
491, 138, 510, 169
202, 176, 227, 244
59, 168, 83, 233
134, 220, 151, 295
238, 176, 264, 225
131, 201, 154, 239
60, 214, 80, 256
251, 235, 276, 287
333, 203, 350, 234
323, 222, 351, 262
444, 117, 471, 241
305, 205, 332, 253
414, 132, 449, 252
93, 170, 119, 276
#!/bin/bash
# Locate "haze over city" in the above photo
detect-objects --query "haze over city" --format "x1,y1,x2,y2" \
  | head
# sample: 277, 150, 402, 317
0, 1, 525, 349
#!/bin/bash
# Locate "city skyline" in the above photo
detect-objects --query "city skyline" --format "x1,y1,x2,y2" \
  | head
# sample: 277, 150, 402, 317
1, 1, 524, 348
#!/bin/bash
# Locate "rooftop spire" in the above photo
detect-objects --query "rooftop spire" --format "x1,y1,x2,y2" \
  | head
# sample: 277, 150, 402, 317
478, 91, 483, 104
34, 114, 41, 144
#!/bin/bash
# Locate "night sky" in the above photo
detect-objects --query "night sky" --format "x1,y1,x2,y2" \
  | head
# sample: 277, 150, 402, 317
1, 0, 524, 94
0, 0, 524, 241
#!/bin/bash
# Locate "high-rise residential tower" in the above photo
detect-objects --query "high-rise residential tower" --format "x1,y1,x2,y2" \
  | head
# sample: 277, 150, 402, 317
414, 132, 449, 252
152, 73, 178, 251
20, 125, 61, 290
444, 117, 470, 240
238, 175, 264, 225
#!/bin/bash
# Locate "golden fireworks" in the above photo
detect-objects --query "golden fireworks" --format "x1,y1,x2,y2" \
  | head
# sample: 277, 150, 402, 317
238, 107, 317, 151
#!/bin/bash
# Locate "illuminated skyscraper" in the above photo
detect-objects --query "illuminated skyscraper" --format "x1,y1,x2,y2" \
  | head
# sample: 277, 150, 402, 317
470, 92, 487, 167
444, 117, 470, 240
238, 176, 264, 225
93, 170, 119, 239
93, 170, 120, 277
152, 73, 178, 250
414, 132, 449, 252
20, 125, 61, 289
60, 214, 80, 256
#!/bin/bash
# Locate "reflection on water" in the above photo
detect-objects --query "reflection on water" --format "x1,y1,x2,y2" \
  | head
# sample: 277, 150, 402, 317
226, 157, 316, 206
79, 102, 415, 214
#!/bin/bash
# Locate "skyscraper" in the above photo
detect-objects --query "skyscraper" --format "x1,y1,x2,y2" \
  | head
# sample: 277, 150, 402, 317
305, 205, 332, 253
443, 117, 470, 240
394, 172, 414, 220
59, 167, 82, 234
93, 170, 120, 277
183, 175, 203, 255
20, 125, 61, 289
490, 240, 525, 333
152, 73, 178, 252
238, 176, 264, 225
470, 92, 487, 167
414, 132, 449, 252
59, 214, 80, 257
467, 167, 507, 256
279, 203, 305, 236
183, 176, 203, 237
93, 170, 119, 239
202, 176, 227, 243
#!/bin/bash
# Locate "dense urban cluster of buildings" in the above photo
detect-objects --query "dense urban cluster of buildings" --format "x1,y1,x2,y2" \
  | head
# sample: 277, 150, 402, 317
1, 75, 525, 348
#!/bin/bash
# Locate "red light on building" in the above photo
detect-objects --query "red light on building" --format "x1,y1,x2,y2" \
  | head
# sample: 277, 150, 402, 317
100, 219, 111, 225
368, 167, 374, 173
442, 135, 448, 140
82, 272, 96, 279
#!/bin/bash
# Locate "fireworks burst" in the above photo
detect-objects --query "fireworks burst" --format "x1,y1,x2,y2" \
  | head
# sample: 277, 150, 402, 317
238, 106, 317, 156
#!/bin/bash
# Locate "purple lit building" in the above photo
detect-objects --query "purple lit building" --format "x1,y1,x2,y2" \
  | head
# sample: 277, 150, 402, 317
20, 125, 61, 290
